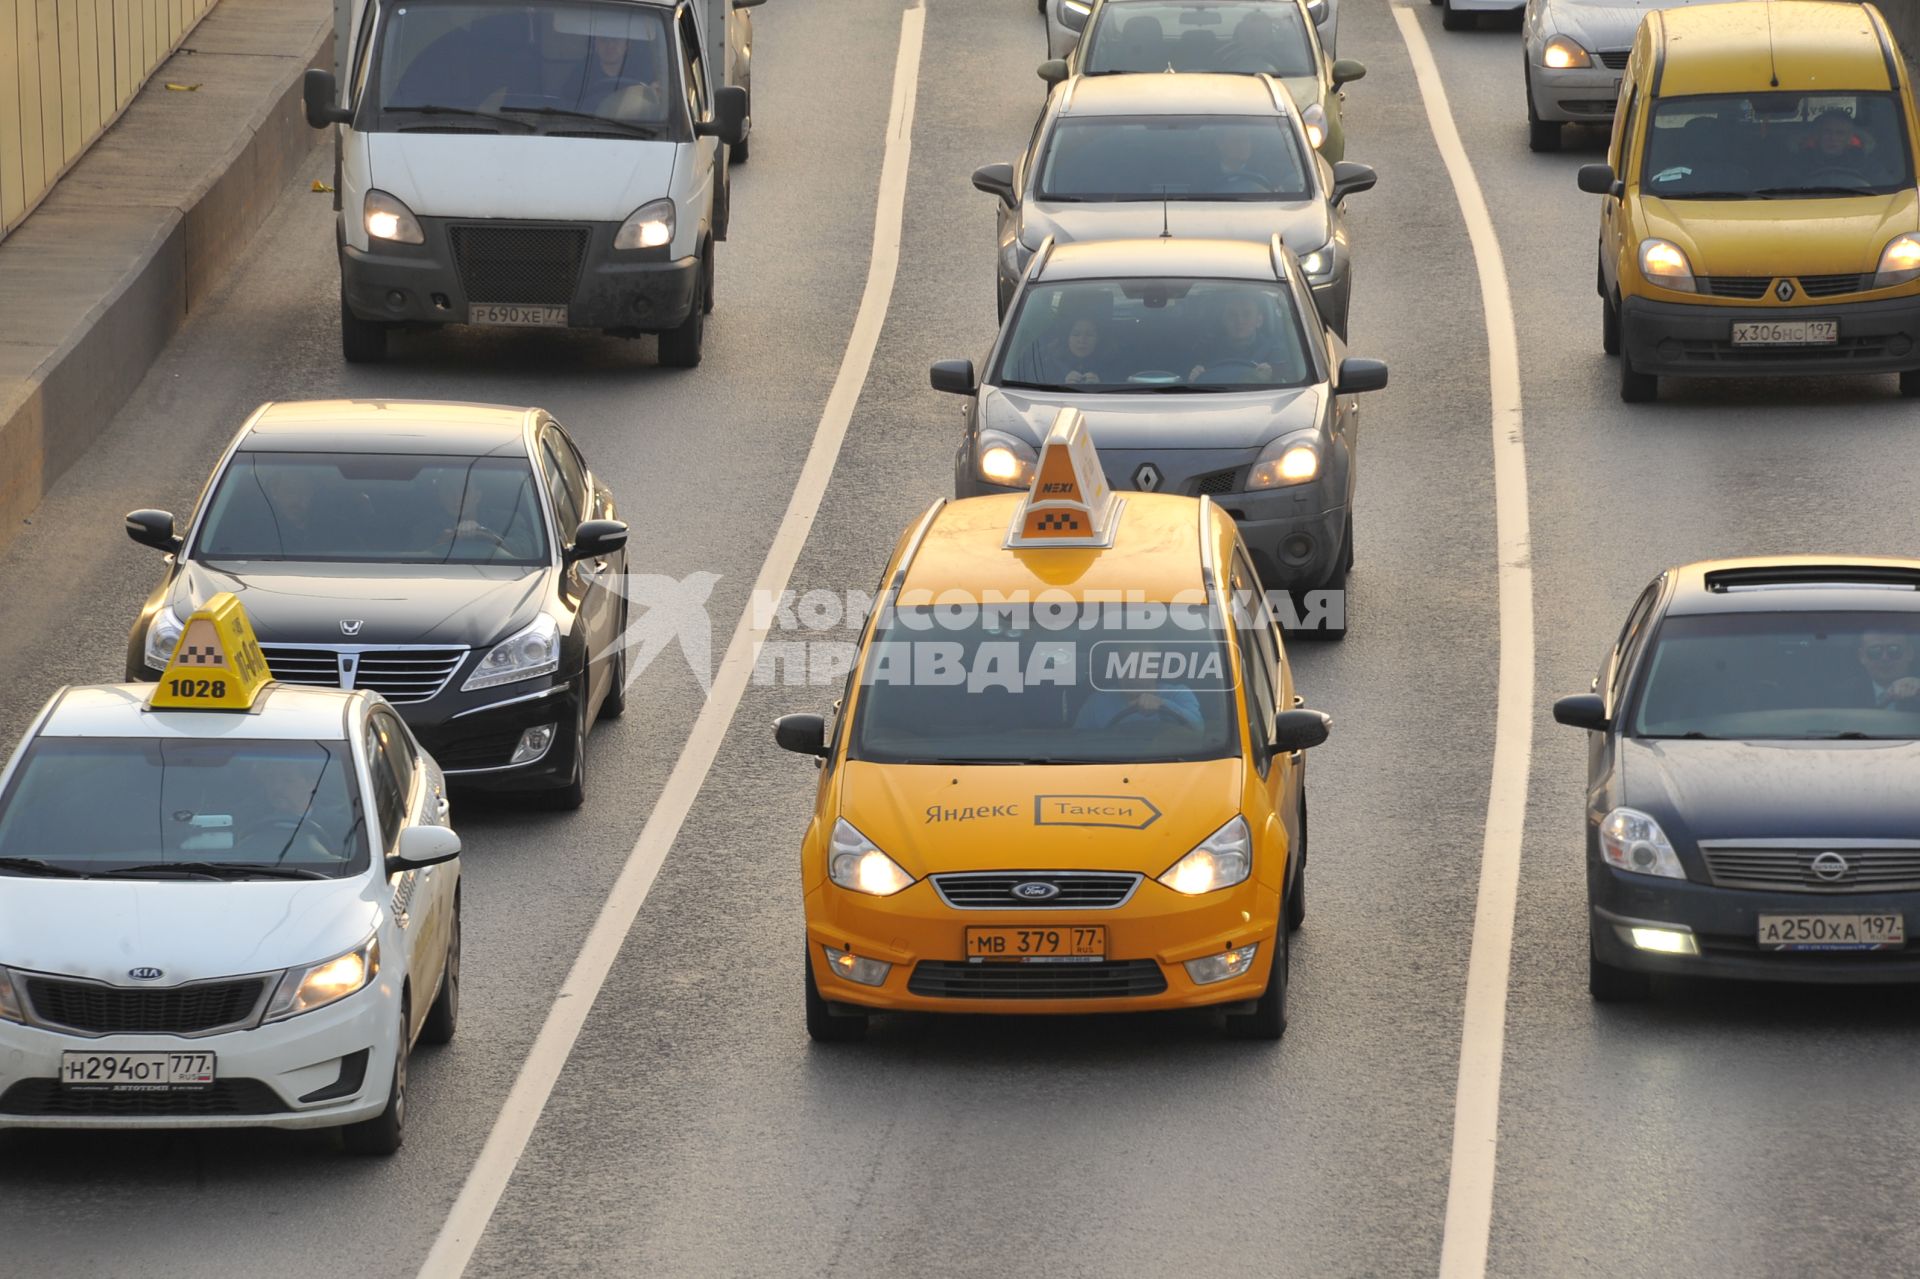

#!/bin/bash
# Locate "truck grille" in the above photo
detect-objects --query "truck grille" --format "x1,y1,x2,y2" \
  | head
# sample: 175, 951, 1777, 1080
449, 223, 588, 303
1702, 844, 1920, 893
0, 1079, 287, 1117
24, 976, 268, 1036
930, 872, 1143, 909
259, 645, 467, 704
907, 960, 1167, 1000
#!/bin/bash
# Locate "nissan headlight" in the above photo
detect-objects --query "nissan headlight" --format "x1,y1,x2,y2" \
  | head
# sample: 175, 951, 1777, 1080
364, 190, 425, 245
615, 198, 676, 251
977, 431, 1038, 487
1638, 238, 1696, 293
1541, 35, 1591, 69
464, 615, 561, 691
0, 970, 23, 1025
1874, 233, 1920, 288
265, 937, 380, 1022
827, 819, 915, 897
1302, 104, 1328, 151
1158, 816, 1252, 895
1248, 435, 1320, 489
1598, 807, 1687, 880
143, 607, 186, 671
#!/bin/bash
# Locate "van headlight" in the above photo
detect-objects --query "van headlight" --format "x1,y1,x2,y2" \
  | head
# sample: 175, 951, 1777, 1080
1248, 435, 1320, 489
1158, 816, 1252, 895
1597, 807, 1687, 880
977, 431, 1038, 487
615, 198, 676, 251
464, 616, 561, 691
1874, 234, 1920, 288
1541, 35, 1591, 69
144, 607, 186, 671
1638, 238, 1696, 293
827, 819, 916, 896
266, 937, 380, 1021
364, 190, 425, 245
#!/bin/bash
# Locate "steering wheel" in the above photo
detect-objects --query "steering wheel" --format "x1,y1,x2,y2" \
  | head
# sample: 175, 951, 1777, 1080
1220, 171, 1277, 194
1804, 165, 1870, 185
1193, 358, 1263, 385
235, 816, 343, 858
1110, 698, 1198, 730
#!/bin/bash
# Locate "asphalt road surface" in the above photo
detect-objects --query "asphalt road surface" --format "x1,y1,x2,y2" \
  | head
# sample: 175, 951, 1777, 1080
2, 1, 1917, 1276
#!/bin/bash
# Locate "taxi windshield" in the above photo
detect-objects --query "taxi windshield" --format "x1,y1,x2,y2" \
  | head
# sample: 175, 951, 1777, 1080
0, 739, 368, 878
195, 453, 550, 565
1036, 115, 1312, 202
1630, 611, 1920, 740
993, 278, 1314, 393
849, 603, 1240, 764
1083, 2, 1318, 78
1641, 91, 1915, 199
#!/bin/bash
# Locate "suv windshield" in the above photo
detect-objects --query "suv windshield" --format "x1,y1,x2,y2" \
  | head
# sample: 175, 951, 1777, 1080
0, 739, 367, 878
1642, 91, 1915, 198
1038, 115, 1311, 201
1630, 611, 1920, 739
369, 0, 676, 136
993, 277, 1314, 392
1084, 1, 1318, 78
849, 603, 1240, 765
195, 453, 550, 565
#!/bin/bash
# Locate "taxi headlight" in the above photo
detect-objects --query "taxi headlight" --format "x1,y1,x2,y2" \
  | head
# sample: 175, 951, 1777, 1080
364, 190, 425, 245
0, 970, 23, 1025
1638, 238, 1696, 293
1158, 816, 1252, 895
1541, 35, 1591, 69
1598, 807, 1687, 880
826, 818, 916, 897
977, 431, 1038, 487
1248, 435, 1320, 490
1874, 233, 1920, 288
1302, 104, 1328, 151
464, 615, 561, 691
143, 607, 186, 671
266, 937, 380, 1022
614, 198, 676, 251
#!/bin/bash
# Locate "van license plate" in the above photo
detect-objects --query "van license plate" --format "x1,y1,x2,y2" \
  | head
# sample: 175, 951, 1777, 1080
1731, 320, 1837, 346
60, 1051, 216, 1091
1757, 914, 1903, 951
469, 303, 568, 327
965, 925, 1105, 963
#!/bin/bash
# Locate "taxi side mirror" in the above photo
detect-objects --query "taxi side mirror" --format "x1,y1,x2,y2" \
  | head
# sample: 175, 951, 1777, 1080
1335, 357, 1388, 395
1038, 58, 1070, 85
930, 359, 976, 396
303, 69, 351, 128
774, 713, 829, 758
565, 519, 628, 564
697, 86, 749, 146
1272, 709, 1331, 752
390, 825, 461, 872
1553, 693, 1609, 731
1331, 59, 1367, 88
126, 509, 182, 555
972, 162, 1017, 208
1577, 163, 1622, 197
1330, 161, 1376, 206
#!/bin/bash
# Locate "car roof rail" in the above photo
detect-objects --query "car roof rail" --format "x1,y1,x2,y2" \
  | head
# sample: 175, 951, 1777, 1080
1704, 565, 1920, 593
888, 498, 949, 593
1268, 232, 1290, 282
1259, 72, 1287, 114
1198, 495, 1218, 592
1028, 234, 1057, 282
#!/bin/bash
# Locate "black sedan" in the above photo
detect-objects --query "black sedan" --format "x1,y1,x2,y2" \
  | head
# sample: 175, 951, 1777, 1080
124, 399, 629, 808
1555, 558, 1920, 1000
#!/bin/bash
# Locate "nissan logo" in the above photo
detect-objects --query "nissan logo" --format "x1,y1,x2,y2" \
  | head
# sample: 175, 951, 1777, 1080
1811, 851, 1850, 882
127, 967, 164, 981
1011, 881, 1061, 901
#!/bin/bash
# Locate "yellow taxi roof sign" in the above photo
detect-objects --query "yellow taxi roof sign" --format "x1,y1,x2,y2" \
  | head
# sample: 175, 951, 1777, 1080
151, 592, 274, 711
1006, 408, 1122, 550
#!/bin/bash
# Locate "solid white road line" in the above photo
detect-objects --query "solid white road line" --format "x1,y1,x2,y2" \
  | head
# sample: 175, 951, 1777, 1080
1388, 7, 1535, 1279
414, 6, 929, 1274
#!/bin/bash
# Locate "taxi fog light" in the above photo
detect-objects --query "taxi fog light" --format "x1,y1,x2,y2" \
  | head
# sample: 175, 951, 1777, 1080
1627, 926, 1698, 956
510, 723, 557, 765
977, 432, 1037, 487
827, 819, 916, 897
1159, 816, 1252, 895
0, 970, 23, 1025
614, 198, 675, 251
364, 190, 425, 245
464, 616, 561, 691
266, 938, 379, 1022
1598, 807, 1687, 880
1184, 943, 1258, 985
143, 608, 186, 671
823, 946, 891, 987
1541, 35, 1591, 69
1638, 238, 1696, 294
1874, 233, 1920, 288
1249, 437, 1320, 490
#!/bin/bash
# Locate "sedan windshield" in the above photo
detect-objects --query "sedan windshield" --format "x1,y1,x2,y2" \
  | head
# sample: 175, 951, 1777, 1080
1084, 1, 1318, 78
1631, 611, 1920, 739
0, 739, 367, 878
1642, 92, 1914, 198
850, 604, 1240, 764
993, 278, 1314, 392
195, 453, 550, 565
1037, 115, 1311, 201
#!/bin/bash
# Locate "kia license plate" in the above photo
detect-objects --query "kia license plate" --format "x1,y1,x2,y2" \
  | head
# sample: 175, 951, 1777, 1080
1757, 914, 1904, 951
1731, 319, 1837, 346
965, 925, 1106, 963
60, 1051, 216, 1091
469, 302, 568, 327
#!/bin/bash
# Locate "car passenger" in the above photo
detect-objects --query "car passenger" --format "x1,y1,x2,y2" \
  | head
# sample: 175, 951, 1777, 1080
1189, 292, 1287, 382
1045, 311, 1116, 385
1851, 629, 1920, 708
570, 30, 666, 119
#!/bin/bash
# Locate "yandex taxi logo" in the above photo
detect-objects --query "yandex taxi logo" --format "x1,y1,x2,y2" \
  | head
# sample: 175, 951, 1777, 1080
1006, 408, 1122, 550
151, 592, 273, 711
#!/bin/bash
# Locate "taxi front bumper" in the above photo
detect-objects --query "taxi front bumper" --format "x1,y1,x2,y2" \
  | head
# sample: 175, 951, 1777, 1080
1620, 294, 1920, 378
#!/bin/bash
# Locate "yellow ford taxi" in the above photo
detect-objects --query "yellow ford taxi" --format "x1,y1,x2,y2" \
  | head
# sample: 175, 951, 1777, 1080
773, 410, 1331, 1041
1576, 1, 1920, 401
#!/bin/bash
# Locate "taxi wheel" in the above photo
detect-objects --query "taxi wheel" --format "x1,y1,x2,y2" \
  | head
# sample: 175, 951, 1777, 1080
805, 954, 869, 1043
420, 894, 461, 1046
1224, 927, 1288, 1040
658, 250, 708, 368
1602, 293, 1621, 356
342, 1002, 409, 1155
340, 289, 389, 365
1285, 794, 1307, 933
1588, 943, 1652, 1003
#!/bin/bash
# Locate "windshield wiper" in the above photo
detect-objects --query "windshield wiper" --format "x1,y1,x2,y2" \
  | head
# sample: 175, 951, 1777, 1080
0, 856, 87, 878
498, 105, 661, 137
1641, 730, 1721, 739
1660, 190, 1756, 201
1754, 185, 1877, 198
1110, 383, 1237, 393
997, 379, 1079, 392
101, 861, 329, 881
385, 103, 527, 130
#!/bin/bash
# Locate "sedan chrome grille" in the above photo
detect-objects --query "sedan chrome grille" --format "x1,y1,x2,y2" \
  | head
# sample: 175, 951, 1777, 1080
930, 871, 1143, 910
1700, 843, 1920, 893
259, 644, 467, 704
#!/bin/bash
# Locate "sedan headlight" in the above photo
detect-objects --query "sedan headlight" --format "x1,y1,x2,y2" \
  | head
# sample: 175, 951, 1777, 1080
1298, 240, 1337, 282
1597, 807, 1687, 880
826, 819, 916, 896
614, 197, 676, 251
265, 937, 380, 1022
463, 615, 561, 691
1248, 435, 1320, 489
0, 970, 23, 1025
977, 430, 1038, 487
1301, 104, 1328, 152
1158, 816, 1252, 895
1874, 233, 1920, 288
1541, 35, 1591, 69
364, 189, 425, 245
1637, 238, 1696, 293
143, 606, 185, 671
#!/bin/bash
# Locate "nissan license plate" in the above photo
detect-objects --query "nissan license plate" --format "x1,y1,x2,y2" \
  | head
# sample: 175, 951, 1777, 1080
60, 1051, 216, 1091
1757, 914, 1904, 952
1731, 319, 1837, 346
469, 303, 568, 327
965, 925, 1106, 963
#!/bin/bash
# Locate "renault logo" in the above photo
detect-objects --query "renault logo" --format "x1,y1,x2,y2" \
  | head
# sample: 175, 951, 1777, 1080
127, 967, 164, 981
1775, 279, 1796, 302
1133, 463, 1163, 492
1811, 851, 1850, 882
340, 619, 364, 636
1011, 881, 1061, 901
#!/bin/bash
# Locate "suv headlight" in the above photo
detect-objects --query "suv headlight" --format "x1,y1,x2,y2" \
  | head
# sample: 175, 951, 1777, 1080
977, 430, 1038, 487
1248, 434, 1320, 489
143, 606, 185, 671
1874, 233, 1920, 288
827, 819, 915, 896
1638, 238, 1696, 293
1158, 816, 1252, 895
265, 937, 380, 1022
364, 190, 425, 245
1541, 35, 1591, 69
1598, 807, 1687, 880
615, 198, 676, 251
464, 615, 561, 691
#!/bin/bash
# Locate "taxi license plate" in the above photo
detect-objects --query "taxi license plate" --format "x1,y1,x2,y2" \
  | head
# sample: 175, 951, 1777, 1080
965, 925, 1105, 963
469, 302, 568, 327
60, 1051, 216, 1092
1731, 319, 1837, 346
1757, 914, 1904, 951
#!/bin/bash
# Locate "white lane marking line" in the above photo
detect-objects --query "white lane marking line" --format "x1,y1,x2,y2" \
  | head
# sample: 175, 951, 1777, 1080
416, 6, 928, 1274
1388, 7, 1535, 1279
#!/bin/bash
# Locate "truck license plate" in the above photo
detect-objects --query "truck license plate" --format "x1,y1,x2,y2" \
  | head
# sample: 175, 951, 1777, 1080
1731, 319, 1837, 346
60, 1051, 217, 1091
469, 303, 568, 327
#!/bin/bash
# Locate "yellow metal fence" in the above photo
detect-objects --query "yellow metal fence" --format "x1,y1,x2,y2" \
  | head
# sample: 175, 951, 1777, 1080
1, 0, 217, 239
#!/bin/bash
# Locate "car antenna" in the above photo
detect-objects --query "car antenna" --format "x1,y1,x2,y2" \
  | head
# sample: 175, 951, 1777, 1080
1766, 1, 1779, 87
1160, 186, 1172, 239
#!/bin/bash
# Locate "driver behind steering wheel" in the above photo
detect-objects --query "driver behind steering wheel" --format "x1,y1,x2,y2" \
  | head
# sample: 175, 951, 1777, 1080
1208, 125, 1270, 192
1073, 681, 1205, 732
1189, 292, 1283, 383
229, 761, 347, 862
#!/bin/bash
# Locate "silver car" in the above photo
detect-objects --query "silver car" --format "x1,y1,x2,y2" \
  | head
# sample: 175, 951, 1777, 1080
1048, 0, 1341, 60
933, 237, 1387, 632
973, 74, 1375, 332
1522, 0, 1713, 151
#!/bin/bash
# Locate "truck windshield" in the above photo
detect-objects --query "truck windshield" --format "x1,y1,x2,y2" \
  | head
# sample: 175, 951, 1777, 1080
370, 0, 678, 136
1641, 91, 1915, 198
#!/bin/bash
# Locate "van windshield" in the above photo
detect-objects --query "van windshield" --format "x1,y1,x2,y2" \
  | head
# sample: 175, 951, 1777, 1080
1641, 91, 1914, 198
369, 0, 678, 137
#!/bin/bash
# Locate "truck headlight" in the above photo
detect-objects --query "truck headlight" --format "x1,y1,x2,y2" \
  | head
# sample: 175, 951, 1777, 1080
615, 198, 676, 251
1158, 816, 1252, 895
1638, 238, 1696, 293
364, 190, 425, 245
1598, 807, 1687, 880
266, 937, 380, 1021
1874, 233, 1920, 288
144, 607, 185, 671
463, 615, 561, 691
1541, 35, 1591, 69
977, 431, 1037, 487
1248, 435, 1320, 489
827, 819, 915, 896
